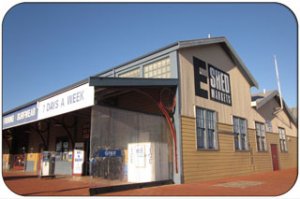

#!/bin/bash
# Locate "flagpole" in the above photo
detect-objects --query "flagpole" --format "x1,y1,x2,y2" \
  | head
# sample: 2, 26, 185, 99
274, 55, 283, 111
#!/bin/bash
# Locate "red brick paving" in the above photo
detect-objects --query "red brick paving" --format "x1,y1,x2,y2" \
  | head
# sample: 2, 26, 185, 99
2, 168, 298, 196
100, 168, 298, 196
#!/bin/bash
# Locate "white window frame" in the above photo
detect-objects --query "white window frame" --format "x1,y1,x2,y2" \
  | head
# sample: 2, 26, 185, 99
278, 127, 288, 152
196, 107, 218, 150
233, 116, 248, 151
255, 122, 268, 152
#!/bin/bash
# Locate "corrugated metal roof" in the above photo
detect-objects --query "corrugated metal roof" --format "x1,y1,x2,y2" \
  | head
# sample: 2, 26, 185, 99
3, 36, 258, 116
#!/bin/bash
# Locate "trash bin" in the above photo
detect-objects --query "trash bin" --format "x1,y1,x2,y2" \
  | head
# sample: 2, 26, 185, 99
40, 151, 55, 178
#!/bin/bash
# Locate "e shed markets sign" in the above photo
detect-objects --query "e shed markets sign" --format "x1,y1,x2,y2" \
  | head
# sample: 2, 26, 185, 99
193, 56, 232, 105
208, 64, 232, 105
38, 83, 94, 120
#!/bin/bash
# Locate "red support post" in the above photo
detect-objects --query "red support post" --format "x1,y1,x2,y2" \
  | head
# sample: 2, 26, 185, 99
133, 88, 178, 173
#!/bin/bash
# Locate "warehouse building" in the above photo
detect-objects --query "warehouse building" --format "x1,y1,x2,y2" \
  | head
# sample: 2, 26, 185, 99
2, 37, 297, 185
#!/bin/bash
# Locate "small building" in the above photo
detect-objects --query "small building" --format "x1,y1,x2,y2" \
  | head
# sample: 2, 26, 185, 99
2, 37, 297, 185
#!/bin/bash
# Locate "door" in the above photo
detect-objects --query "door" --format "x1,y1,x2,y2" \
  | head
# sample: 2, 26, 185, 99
271, 144, 279, 171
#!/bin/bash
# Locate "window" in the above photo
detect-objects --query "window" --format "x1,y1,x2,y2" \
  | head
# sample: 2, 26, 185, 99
118, 68, 141, 78
255, 122, 267, 151
233, 116, 248, 151
196, 108, 218, 150
143, 57, 171, 78
279, 128, 288, 152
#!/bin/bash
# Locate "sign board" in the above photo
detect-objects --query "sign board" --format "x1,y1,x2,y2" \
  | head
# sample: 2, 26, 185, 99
38, 83, 94, 120
73, 142, 84, 175
3, 104, 38, 129
193, 56, 232, 106
127, 142, 169, 183
98, 149, 122, 157
208, 64, 232, 105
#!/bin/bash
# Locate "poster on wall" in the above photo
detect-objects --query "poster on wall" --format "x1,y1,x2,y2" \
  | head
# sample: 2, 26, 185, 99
73, 142, 84, 175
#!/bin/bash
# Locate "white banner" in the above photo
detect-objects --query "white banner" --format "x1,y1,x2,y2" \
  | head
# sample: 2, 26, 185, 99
38, 83, 94, 120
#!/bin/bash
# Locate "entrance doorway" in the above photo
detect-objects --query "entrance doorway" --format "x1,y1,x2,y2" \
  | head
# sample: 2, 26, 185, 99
271, 144, 279, 171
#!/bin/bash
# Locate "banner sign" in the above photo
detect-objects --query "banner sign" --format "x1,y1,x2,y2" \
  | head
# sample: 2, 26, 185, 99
38, 83, 94, 120
98, 149, 122, 157
3, 104, 38, 129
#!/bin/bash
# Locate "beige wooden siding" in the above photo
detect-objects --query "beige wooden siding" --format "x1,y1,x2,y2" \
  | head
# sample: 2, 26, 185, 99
178, 44, 256, 129
279, 136, 297, 169
253, 99, 297, 137
181, 116, 297, 183
182, 116, 253, 183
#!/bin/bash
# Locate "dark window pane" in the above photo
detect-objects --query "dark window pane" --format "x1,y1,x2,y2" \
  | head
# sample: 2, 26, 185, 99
197, 128, 205, 148
207, 129, 214, 149
234, 133, 239, 150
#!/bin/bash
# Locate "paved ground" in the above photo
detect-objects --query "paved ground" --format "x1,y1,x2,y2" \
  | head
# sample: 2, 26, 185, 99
101, 168, 298, 196
2, 168, 298, 196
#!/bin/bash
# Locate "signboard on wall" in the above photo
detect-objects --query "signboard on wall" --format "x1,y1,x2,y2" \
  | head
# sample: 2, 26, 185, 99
193, 56, 232, 106
3, 104, 38, 129
98, 149, 122, 157
208, 64, 232, 105
73, 142, 84, 175
38, 83, 94, 120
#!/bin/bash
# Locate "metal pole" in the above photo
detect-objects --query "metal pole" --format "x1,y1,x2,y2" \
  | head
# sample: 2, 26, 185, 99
274, 55, 283, 110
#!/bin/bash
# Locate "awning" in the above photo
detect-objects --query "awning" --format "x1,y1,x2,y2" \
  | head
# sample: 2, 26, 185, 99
89, 76, 179, 173
89, 77, 178, 88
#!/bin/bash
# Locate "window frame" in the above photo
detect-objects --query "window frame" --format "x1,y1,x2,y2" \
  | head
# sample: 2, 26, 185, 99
195, 107, 218, 150
143, 57, 171, 78
255, 121, 268, 152
233, 116, 249, 151
278, 127, 288, 152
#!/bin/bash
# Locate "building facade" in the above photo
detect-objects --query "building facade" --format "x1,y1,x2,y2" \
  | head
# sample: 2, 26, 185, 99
2, 37, 297, 185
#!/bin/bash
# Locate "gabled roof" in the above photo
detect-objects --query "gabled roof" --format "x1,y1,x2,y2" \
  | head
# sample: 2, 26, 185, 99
177, 37, 259, 88
3, 36, 258, 116
251, 90, 297, 126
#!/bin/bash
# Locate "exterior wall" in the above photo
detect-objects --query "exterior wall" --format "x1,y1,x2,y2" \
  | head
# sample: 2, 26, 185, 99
181, 116, 297, 183
253, 99, 297, 137
182, 116, 253, 183
178, 44, 255, 128
178, 44, 297, 183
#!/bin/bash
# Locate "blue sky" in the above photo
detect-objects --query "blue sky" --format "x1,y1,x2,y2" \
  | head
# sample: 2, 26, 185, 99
2, 3, 297, 112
